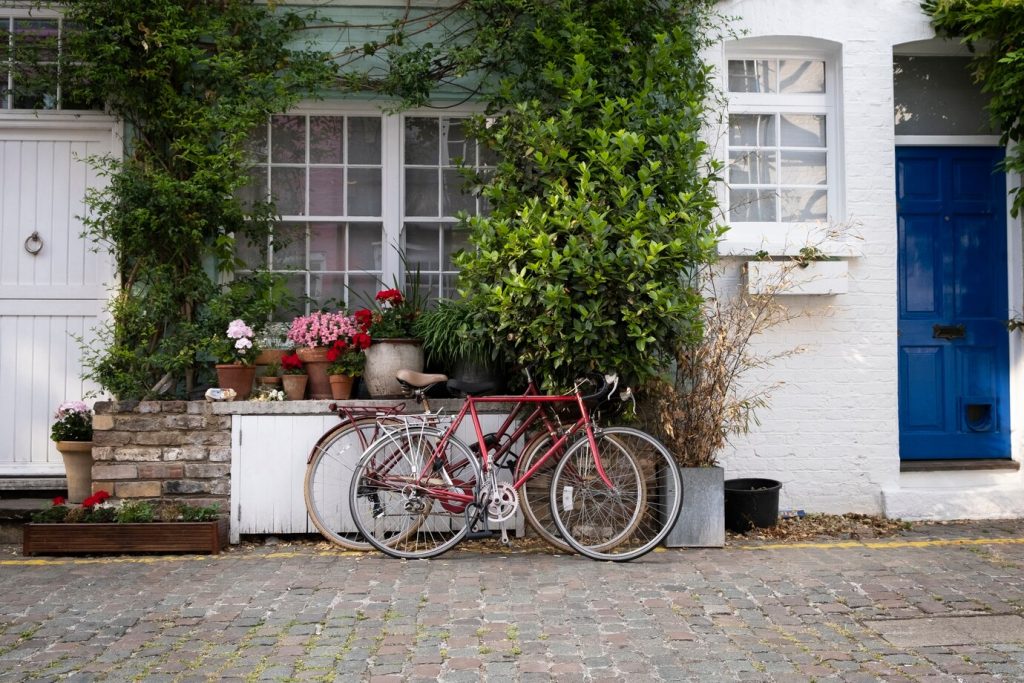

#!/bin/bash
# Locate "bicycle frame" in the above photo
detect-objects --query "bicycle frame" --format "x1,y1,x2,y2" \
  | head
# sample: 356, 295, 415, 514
370, 385, 615, 511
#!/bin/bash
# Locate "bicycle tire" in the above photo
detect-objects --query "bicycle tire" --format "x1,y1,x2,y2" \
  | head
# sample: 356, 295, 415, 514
516, 430, 575, 553
550, 427, 681, 562
349, 426, 482, 559
305, 418, 396, 551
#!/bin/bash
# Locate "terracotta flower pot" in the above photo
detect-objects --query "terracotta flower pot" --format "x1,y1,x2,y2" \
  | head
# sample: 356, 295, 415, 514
215, 363, 256, 400
363, 339, 424, 398
296, 347, 331, 399
254, 348, 286, 367
281, 374, 308, 400
257, 376, 282, 387
55, 440, 93, 504
328, 374, 354, 400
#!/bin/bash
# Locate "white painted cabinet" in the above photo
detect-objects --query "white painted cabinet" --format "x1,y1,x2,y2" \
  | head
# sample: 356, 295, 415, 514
230, 410, 523, 542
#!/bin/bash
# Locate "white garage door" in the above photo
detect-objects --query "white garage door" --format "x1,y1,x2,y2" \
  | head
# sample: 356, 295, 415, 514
0, 116, 117, 475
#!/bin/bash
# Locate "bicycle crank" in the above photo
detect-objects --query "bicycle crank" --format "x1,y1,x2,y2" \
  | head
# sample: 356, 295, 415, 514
486, 482, 519, 523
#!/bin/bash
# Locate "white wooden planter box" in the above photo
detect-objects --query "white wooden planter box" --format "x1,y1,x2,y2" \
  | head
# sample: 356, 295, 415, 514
746, 260, 849, 296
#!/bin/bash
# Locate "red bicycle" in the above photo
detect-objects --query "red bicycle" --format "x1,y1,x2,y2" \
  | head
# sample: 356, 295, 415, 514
347, 371, 682, 561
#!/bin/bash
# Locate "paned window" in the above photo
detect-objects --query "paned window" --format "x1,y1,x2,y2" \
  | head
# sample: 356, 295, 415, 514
403, 116, 494, 301
726, 55, 836, 231
240, 111, 491, 316
0, 14, 91, 110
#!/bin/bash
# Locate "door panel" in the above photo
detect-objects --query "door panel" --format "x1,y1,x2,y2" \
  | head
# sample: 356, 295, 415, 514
897, 146, 1009, 460
0, 122, 114, 474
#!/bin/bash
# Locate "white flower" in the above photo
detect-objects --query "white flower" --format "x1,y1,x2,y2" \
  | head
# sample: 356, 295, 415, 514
235, 337, 253, 350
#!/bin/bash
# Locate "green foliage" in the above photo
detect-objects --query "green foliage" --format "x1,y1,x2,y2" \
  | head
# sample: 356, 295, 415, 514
924, 0, 1024, 215
114, 499, 156, 523
413, 298, 495, 373
31, 499, 221, 523
62, 0, 336, 398
454, 0, 725, 389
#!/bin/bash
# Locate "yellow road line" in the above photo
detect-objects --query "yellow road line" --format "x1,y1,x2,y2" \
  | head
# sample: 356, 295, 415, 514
3, 536, 1024, 566
0, 549, 364, 567
737, 536, 1024, 551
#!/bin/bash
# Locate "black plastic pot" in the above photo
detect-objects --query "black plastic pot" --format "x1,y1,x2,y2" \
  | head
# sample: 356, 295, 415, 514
724, 478, 782, 533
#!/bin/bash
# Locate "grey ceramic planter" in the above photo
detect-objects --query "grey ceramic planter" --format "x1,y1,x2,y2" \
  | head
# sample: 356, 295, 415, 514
664, 465, 725, 548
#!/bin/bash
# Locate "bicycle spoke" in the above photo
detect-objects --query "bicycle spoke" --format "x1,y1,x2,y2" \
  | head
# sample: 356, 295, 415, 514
550, 427, 682, 561
305, 419, 385, 551
350, 427, 480, 559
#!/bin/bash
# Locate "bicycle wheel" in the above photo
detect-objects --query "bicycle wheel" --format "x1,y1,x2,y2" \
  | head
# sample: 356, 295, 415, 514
305, 418, 390, 551
550, 427, 681, 561
349, 426, 482, 559
516, 430, 575, 553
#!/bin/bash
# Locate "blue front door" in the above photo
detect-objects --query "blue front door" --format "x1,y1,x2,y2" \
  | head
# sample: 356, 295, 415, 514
897, 146, 1010, 460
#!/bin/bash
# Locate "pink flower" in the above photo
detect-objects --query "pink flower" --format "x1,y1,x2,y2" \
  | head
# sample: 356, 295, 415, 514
226, 319, 254, 339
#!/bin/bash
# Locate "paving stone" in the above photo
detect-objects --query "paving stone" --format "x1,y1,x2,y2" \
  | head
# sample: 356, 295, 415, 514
4, 520, 1024, 679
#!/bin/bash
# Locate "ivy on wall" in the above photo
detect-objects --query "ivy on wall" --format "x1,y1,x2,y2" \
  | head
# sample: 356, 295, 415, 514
924, 0, 1024, 215
57, 1, 336, 398
10, 0, 723, 396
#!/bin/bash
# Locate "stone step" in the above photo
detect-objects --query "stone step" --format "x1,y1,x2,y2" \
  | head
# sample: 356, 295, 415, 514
0, 477, 67, 492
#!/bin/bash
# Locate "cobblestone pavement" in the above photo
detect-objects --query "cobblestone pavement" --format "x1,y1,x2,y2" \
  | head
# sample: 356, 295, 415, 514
2, 521, 1024, 681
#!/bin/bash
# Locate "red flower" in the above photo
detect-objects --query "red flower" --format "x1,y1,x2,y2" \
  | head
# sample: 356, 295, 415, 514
326, 339, 348, 362
375, 288, 404, 305
354, 308, 373, 330
281, 352, 303, 371
82, 490, 110, 508
52, 496, 66, 506
352, 333, 371, 350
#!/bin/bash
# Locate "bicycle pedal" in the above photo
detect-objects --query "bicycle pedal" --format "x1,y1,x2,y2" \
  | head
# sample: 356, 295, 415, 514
464, 529, 496, 540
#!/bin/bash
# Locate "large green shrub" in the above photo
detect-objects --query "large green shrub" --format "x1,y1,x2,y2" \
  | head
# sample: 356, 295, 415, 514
454, 1, 724, 389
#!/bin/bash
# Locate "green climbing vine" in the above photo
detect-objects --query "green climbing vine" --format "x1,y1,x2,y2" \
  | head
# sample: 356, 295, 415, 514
58, 1, 336, 398
6, 0, 724, 396
924, 0, 1024, 216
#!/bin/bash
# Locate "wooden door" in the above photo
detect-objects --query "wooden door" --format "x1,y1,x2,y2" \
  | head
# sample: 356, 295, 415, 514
0, 119, 115, 475
896, 146, 1010, 460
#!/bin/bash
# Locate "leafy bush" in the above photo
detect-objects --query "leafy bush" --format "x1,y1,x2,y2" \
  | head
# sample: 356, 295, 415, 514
455, 1, 724, 389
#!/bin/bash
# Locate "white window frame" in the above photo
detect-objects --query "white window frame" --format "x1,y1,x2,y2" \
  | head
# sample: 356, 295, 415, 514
722, 46, 844, 255
244, 102, 486, 313
0, 7, 85, 112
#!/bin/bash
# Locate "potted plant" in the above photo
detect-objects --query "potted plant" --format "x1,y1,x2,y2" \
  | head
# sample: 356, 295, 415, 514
50, 401, 94, 504
212, 318, 259, 400
357, 286, 427, 397
254, 321, 292, 367
280, 351, 308, 400
413, 298, 503, 384
287, 311, 364, 399
23, 493, 228, 555
642, 260, 796, 546
326, 336, 369, 400
258, 360, 282, 388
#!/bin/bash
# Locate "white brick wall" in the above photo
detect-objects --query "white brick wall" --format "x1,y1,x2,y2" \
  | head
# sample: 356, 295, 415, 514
710, 0, 1024, 518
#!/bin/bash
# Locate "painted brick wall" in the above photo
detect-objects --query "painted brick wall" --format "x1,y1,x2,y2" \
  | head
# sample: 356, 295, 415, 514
712, 0, 937, 513
91, 401, 230, 508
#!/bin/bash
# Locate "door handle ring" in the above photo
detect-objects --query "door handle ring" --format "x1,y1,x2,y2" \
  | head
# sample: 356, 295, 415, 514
24, 231, 43, 256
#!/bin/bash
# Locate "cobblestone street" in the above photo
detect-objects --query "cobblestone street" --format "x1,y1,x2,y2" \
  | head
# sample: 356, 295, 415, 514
2, 522, 1024, 681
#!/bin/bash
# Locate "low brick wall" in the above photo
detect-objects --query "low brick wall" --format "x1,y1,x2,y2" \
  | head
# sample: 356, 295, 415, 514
92, 401, 231, 508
